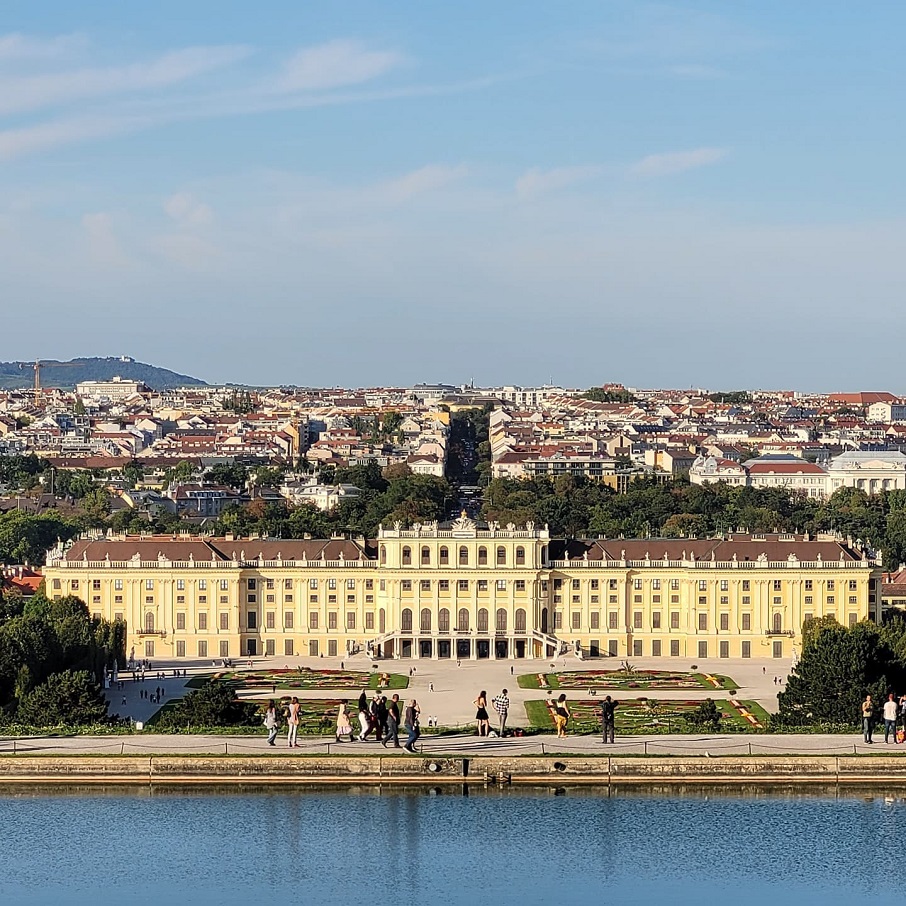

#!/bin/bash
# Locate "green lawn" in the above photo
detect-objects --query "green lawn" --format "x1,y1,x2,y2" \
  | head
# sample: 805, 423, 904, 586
525, 697, 768, 734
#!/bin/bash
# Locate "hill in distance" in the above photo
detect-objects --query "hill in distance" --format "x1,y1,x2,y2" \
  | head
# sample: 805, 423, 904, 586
0, 357, 207, 391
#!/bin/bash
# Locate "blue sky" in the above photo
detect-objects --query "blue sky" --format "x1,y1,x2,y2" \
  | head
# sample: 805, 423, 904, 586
2, 2, 905, 389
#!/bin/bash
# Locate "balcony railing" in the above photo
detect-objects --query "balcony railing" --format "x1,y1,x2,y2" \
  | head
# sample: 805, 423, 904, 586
765, 629, 795, 637
136, 629, 167, 637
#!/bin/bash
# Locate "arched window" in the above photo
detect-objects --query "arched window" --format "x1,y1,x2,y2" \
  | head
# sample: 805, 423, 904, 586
420, 608, 432, 632
773, 612, 782, 633
380, 545, 387, 565
379, 608, 386, 634
144, 612, 155, 632
478, 546, 488, 566
439, 546, 449, 565
421, 546, 431, 565
515, 608, 526, 632
459, 546, 469, 566
496, 546, 506, 565
401, 608, 413, 632
515, 546, 526, 566
541, 544, 548, 564
402, 546, 411, 566
457, 608, 470, 632
496, 608, 507, 632
477, 608, 489, 633
438, 608, 450, 633
541, 607, 549, 633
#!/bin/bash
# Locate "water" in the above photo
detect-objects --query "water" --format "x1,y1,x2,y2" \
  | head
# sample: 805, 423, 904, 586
1, 785, 904, 905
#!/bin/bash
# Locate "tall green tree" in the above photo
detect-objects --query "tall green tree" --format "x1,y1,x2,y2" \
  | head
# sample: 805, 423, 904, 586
777, 622, 905, 725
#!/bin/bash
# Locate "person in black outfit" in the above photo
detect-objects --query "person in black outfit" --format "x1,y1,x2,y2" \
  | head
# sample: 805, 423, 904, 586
377, 695, 389, 740
383, 694, 401, 748
370, 694, 384, 742
601, 695, 618, 743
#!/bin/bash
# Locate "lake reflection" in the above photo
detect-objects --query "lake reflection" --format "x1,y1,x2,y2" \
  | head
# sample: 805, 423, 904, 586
1, 785, 903, 905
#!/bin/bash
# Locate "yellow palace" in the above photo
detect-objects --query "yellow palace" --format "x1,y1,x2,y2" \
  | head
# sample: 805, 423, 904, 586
43, 515, 883, 663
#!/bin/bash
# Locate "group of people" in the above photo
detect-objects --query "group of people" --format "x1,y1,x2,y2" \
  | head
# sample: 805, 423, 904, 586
474, 689, 510, 736
860, 693, 906, 744
349, 692, 422, 753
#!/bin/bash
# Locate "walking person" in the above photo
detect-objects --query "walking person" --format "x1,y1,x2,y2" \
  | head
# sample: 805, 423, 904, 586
883, 693, 898, 743
861, 694, 875, 744
264, 700, 279, 746
357, 690, 370, 740
287, 696, 301, 748
492, 689, 510, 736
403, 699, 421, 753
336, 701, 353, 742
551, 693, 570, 738
384, 694, 401, 748
474, 691, 490, 737
601, 695, 618, 744
370, 693, 384, 743
900, 694, 906, 734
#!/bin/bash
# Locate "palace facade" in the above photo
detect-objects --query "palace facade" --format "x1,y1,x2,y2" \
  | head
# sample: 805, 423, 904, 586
42, 517, 883, 663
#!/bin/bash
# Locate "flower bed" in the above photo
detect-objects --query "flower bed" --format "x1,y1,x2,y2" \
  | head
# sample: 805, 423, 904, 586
525, 697, 765, 734
530, 670, 737, 691
190, 668, 408, 691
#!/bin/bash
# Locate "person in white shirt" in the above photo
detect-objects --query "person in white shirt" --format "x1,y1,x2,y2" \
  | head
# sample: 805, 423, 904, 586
883, 693, 899, 744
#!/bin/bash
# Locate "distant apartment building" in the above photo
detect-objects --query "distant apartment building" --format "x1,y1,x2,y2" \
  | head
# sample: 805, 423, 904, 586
76, 378, 149, 401
867, 400, 906, 424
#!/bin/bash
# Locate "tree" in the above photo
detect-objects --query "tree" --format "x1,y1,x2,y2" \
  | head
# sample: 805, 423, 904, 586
582, 387, 634, 403
161, 460, 197, 486
380, 411, 403, 437
122, 462, 144, 488
206, 463, 249, 489
16, 670, 109, 726
0, 511, 79, 565
685, 698, 722, 731
777, 622, 906, 726
157, 679, 260, 728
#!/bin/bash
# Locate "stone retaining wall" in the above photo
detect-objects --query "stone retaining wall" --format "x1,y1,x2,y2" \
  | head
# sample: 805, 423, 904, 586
2, 754, 906, 785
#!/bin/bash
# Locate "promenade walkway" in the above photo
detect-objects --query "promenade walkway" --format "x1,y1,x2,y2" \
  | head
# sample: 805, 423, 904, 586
0, 732, 897, 758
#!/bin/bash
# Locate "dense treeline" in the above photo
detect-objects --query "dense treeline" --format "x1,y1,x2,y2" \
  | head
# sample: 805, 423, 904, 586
483, 477, 906, 567
215, 461, 453, 540
0, 589, 124, 727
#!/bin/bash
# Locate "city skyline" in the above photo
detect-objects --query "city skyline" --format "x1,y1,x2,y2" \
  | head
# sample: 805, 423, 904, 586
3, 2, 905, 388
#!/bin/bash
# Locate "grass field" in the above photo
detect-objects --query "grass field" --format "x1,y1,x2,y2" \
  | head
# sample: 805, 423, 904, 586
524, 697, 769, 734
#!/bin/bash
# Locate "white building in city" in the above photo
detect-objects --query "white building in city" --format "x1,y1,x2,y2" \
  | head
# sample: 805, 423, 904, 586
826, 451, 906, 494
76, 377, 148, 401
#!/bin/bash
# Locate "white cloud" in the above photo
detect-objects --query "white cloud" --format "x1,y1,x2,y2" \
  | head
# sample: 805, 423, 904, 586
0, 32, 85, 63
629, 147, 726, 178
0, 115, 147, 160
278, 39, 402, 93
0, 44, 250, 116
375, 164, 468, 203
515, 165, 601, 199
164, 192, 213, 226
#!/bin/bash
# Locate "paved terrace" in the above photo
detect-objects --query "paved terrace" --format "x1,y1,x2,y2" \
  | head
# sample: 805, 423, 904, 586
97, 653, 795, 727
